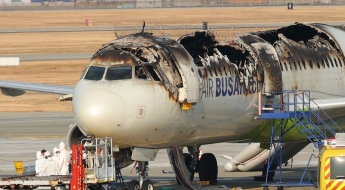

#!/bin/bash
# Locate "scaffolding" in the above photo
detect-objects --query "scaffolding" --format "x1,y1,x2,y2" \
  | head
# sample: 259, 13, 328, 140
257, 90, 344, 189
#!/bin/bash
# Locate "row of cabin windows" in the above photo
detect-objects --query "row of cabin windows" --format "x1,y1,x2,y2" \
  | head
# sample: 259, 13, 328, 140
198, 65, 237, 78
279, 58, 343, 72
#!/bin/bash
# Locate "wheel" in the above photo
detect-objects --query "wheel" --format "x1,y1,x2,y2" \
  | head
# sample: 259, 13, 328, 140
86, 184, 97, 190
128, 180, 140, 190
142, 179, 154, 190
197, 153, 218, 184
176, 153, 194, 185
277, 186, 284, 190
263, 187, 269, 190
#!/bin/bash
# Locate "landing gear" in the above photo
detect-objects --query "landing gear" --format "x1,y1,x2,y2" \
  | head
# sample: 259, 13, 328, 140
128, 180, 140, 190
197, 153, 218, 184
128, 161, 151, 190
176, 153, 194, 185
142, 179, 154, 190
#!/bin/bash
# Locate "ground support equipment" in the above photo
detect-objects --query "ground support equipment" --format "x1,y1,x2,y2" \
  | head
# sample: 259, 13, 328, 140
257, 90, 343, 190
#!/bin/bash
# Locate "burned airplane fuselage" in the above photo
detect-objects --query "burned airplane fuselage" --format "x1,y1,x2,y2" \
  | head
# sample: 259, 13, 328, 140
71, 23, 345, 149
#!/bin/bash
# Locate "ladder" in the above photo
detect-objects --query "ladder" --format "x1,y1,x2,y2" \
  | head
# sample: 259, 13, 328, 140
260, 90, 343, 148
257, 90, 344, 189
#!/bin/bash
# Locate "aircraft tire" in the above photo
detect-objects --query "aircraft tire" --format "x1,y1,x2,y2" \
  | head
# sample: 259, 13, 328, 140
197, 153, 218, 184
128, 180, 140, 190
142, 179, 154, 190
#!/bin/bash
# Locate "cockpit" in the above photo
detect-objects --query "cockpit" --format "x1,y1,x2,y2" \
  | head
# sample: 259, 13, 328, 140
83, 65, 161, 81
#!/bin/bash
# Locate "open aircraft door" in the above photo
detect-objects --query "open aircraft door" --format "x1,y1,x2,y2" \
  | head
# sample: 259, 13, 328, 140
166, 46, 201, 105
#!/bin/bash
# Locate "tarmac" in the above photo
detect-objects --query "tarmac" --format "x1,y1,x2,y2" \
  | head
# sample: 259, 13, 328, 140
0, 112, 320, 190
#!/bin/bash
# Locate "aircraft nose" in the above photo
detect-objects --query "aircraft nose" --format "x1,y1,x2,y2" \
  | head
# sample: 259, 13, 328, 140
73, 89, 125, 137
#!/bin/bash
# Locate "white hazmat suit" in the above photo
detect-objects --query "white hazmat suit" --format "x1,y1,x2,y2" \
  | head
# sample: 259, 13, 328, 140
52, 147, 60, 175
35, 151, 45, 176
58, 142, 70, 175
40, 151, 59, 176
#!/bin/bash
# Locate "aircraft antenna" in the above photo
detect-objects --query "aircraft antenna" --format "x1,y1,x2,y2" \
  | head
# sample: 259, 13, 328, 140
141, 21, 146, 34
113, 24, 119, 38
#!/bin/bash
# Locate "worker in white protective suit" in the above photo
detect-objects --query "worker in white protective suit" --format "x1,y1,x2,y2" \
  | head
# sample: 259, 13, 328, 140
35, 151, 45, 176
52, 147, 60, 175
58, 141, 70, 175
40, 151, 59, 176
52, 147, 60, 162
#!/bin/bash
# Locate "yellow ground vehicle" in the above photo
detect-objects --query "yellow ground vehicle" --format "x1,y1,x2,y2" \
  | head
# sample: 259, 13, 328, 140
319, 136, 345, 190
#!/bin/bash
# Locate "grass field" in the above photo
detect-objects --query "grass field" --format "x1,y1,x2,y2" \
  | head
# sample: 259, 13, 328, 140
0, 6, 344, 112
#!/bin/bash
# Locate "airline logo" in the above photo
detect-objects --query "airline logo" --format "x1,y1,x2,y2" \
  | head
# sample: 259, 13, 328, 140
200, 76, 262, 98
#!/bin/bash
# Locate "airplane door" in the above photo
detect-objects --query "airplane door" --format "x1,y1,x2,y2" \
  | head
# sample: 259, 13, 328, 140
165, 46, 201, 104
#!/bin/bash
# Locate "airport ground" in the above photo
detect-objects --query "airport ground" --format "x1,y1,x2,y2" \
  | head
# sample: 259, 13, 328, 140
0, 112, 319, 190
0, 6, 344, 189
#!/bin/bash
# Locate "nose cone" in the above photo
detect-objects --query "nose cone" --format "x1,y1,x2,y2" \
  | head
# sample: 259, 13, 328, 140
73, 89, 125, 137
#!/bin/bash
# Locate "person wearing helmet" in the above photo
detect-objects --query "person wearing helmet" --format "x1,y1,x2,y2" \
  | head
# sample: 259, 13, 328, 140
35, 151, 45, 176
40, 151, 59, 176
58, 141, 70, 175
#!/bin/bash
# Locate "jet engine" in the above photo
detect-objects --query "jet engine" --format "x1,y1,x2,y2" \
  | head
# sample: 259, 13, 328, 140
66, 123, 134, 169
1, 87, 25, 96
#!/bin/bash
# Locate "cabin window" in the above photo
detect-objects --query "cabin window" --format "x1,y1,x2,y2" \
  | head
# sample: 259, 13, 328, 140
105, 66, 132, 80
135, 66, 150, 80
288, 62, 292, 70
284, 62, 288, 71
316, 61, 320, 69
297, 61, 302, 70
302, 61, 306, 70
224, 66, 227, 76
309, 60, 313, 69
321, 60, 325, 68
339, 58, 343, 67
293, 62, 297, 70
334, 58, 338, 67
214, 67, 218, 76
280, 62, 283, 71
330, 59, 334, 68
325, 59, 329, 68
84, 66, 106, 81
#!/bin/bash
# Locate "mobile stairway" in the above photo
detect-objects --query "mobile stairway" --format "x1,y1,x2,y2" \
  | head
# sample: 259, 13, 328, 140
256, 90, 344, 190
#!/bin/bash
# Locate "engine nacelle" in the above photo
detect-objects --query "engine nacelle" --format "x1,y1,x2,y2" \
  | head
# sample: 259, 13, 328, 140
66, 123, 134, 169
1, 88, 25, 96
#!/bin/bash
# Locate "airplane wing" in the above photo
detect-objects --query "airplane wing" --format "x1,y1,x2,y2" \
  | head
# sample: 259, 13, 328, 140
0, 80, 74, 101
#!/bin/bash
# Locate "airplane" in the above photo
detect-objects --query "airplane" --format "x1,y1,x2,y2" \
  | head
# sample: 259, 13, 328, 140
1, 22, 345, 190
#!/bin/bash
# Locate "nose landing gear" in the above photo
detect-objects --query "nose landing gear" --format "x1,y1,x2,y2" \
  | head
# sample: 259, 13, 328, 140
128, 161, 154, 190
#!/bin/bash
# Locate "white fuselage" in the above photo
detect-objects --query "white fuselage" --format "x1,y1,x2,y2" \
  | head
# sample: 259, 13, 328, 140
72, 61, 345, 149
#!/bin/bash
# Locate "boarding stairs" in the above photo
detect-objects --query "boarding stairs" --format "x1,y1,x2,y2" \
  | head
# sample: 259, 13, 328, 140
259, 90, 343, 149
257, 90, 344, 189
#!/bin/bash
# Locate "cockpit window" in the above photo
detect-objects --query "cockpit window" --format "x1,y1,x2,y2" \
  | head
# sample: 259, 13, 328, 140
84, 66, 105, 81
135, 66, 150, 80
105, 66, 132, 80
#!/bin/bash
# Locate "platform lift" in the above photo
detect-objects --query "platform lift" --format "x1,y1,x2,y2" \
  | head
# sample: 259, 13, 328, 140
257, 90, 344, 190
70, 137, 126, 190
